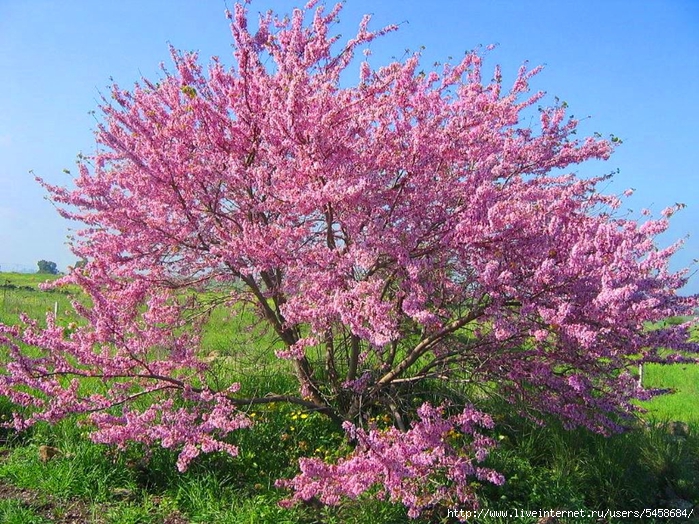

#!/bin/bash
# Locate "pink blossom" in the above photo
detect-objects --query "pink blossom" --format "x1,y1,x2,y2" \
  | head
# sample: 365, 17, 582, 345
278, 404, 501, 518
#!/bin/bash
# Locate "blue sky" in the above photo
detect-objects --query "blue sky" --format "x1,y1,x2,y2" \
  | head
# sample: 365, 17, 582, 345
1, 1, 697, 293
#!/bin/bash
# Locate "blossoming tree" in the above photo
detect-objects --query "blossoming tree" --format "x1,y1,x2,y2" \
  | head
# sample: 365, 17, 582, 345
1, 1, 696, 518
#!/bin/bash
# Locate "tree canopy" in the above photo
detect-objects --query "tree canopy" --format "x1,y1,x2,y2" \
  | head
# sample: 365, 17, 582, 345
36, 260, 58, 275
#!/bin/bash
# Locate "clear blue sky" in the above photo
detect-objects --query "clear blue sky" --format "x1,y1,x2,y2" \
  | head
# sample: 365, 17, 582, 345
1, 1, 698, 293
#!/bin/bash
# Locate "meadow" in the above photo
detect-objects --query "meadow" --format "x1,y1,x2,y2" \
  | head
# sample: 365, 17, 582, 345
0, 272, 697, 523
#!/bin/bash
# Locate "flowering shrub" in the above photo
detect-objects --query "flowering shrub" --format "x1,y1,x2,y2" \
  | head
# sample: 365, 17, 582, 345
277, 403, 504, 518
0, 0, 697, 518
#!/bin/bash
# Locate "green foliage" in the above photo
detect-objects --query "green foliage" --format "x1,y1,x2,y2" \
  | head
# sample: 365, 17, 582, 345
0, 500, 51, 524
35, 260, 58, 275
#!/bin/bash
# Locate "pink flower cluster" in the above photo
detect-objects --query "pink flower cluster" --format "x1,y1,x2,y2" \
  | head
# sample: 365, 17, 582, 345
277, 403, 503, 519
89, 387, 251, 472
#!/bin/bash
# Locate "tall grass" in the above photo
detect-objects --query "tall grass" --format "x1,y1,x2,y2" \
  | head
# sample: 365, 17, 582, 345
477, 413, 699, 522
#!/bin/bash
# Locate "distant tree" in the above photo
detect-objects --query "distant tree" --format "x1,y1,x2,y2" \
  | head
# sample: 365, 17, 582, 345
36, 260, 58, 275
0, 2, 697, 519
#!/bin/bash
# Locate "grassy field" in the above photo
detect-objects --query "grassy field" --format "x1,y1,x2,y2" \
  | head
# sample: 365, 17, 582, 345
0, 272, 697, 523
641, 363, 699, 424
0, 273, 69, 324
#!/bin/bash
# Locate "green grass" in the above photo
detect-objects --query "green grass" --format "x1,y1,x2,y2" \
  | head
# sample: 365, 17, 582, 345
0, 272, 62, 287
0, 271, 698, 522
0, 499, 51, 524
0, 272, 74, 326
640, 363, 699, 423
479, 415, 699, 519
0, 405, 406, 523
0, 404, 696, 523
